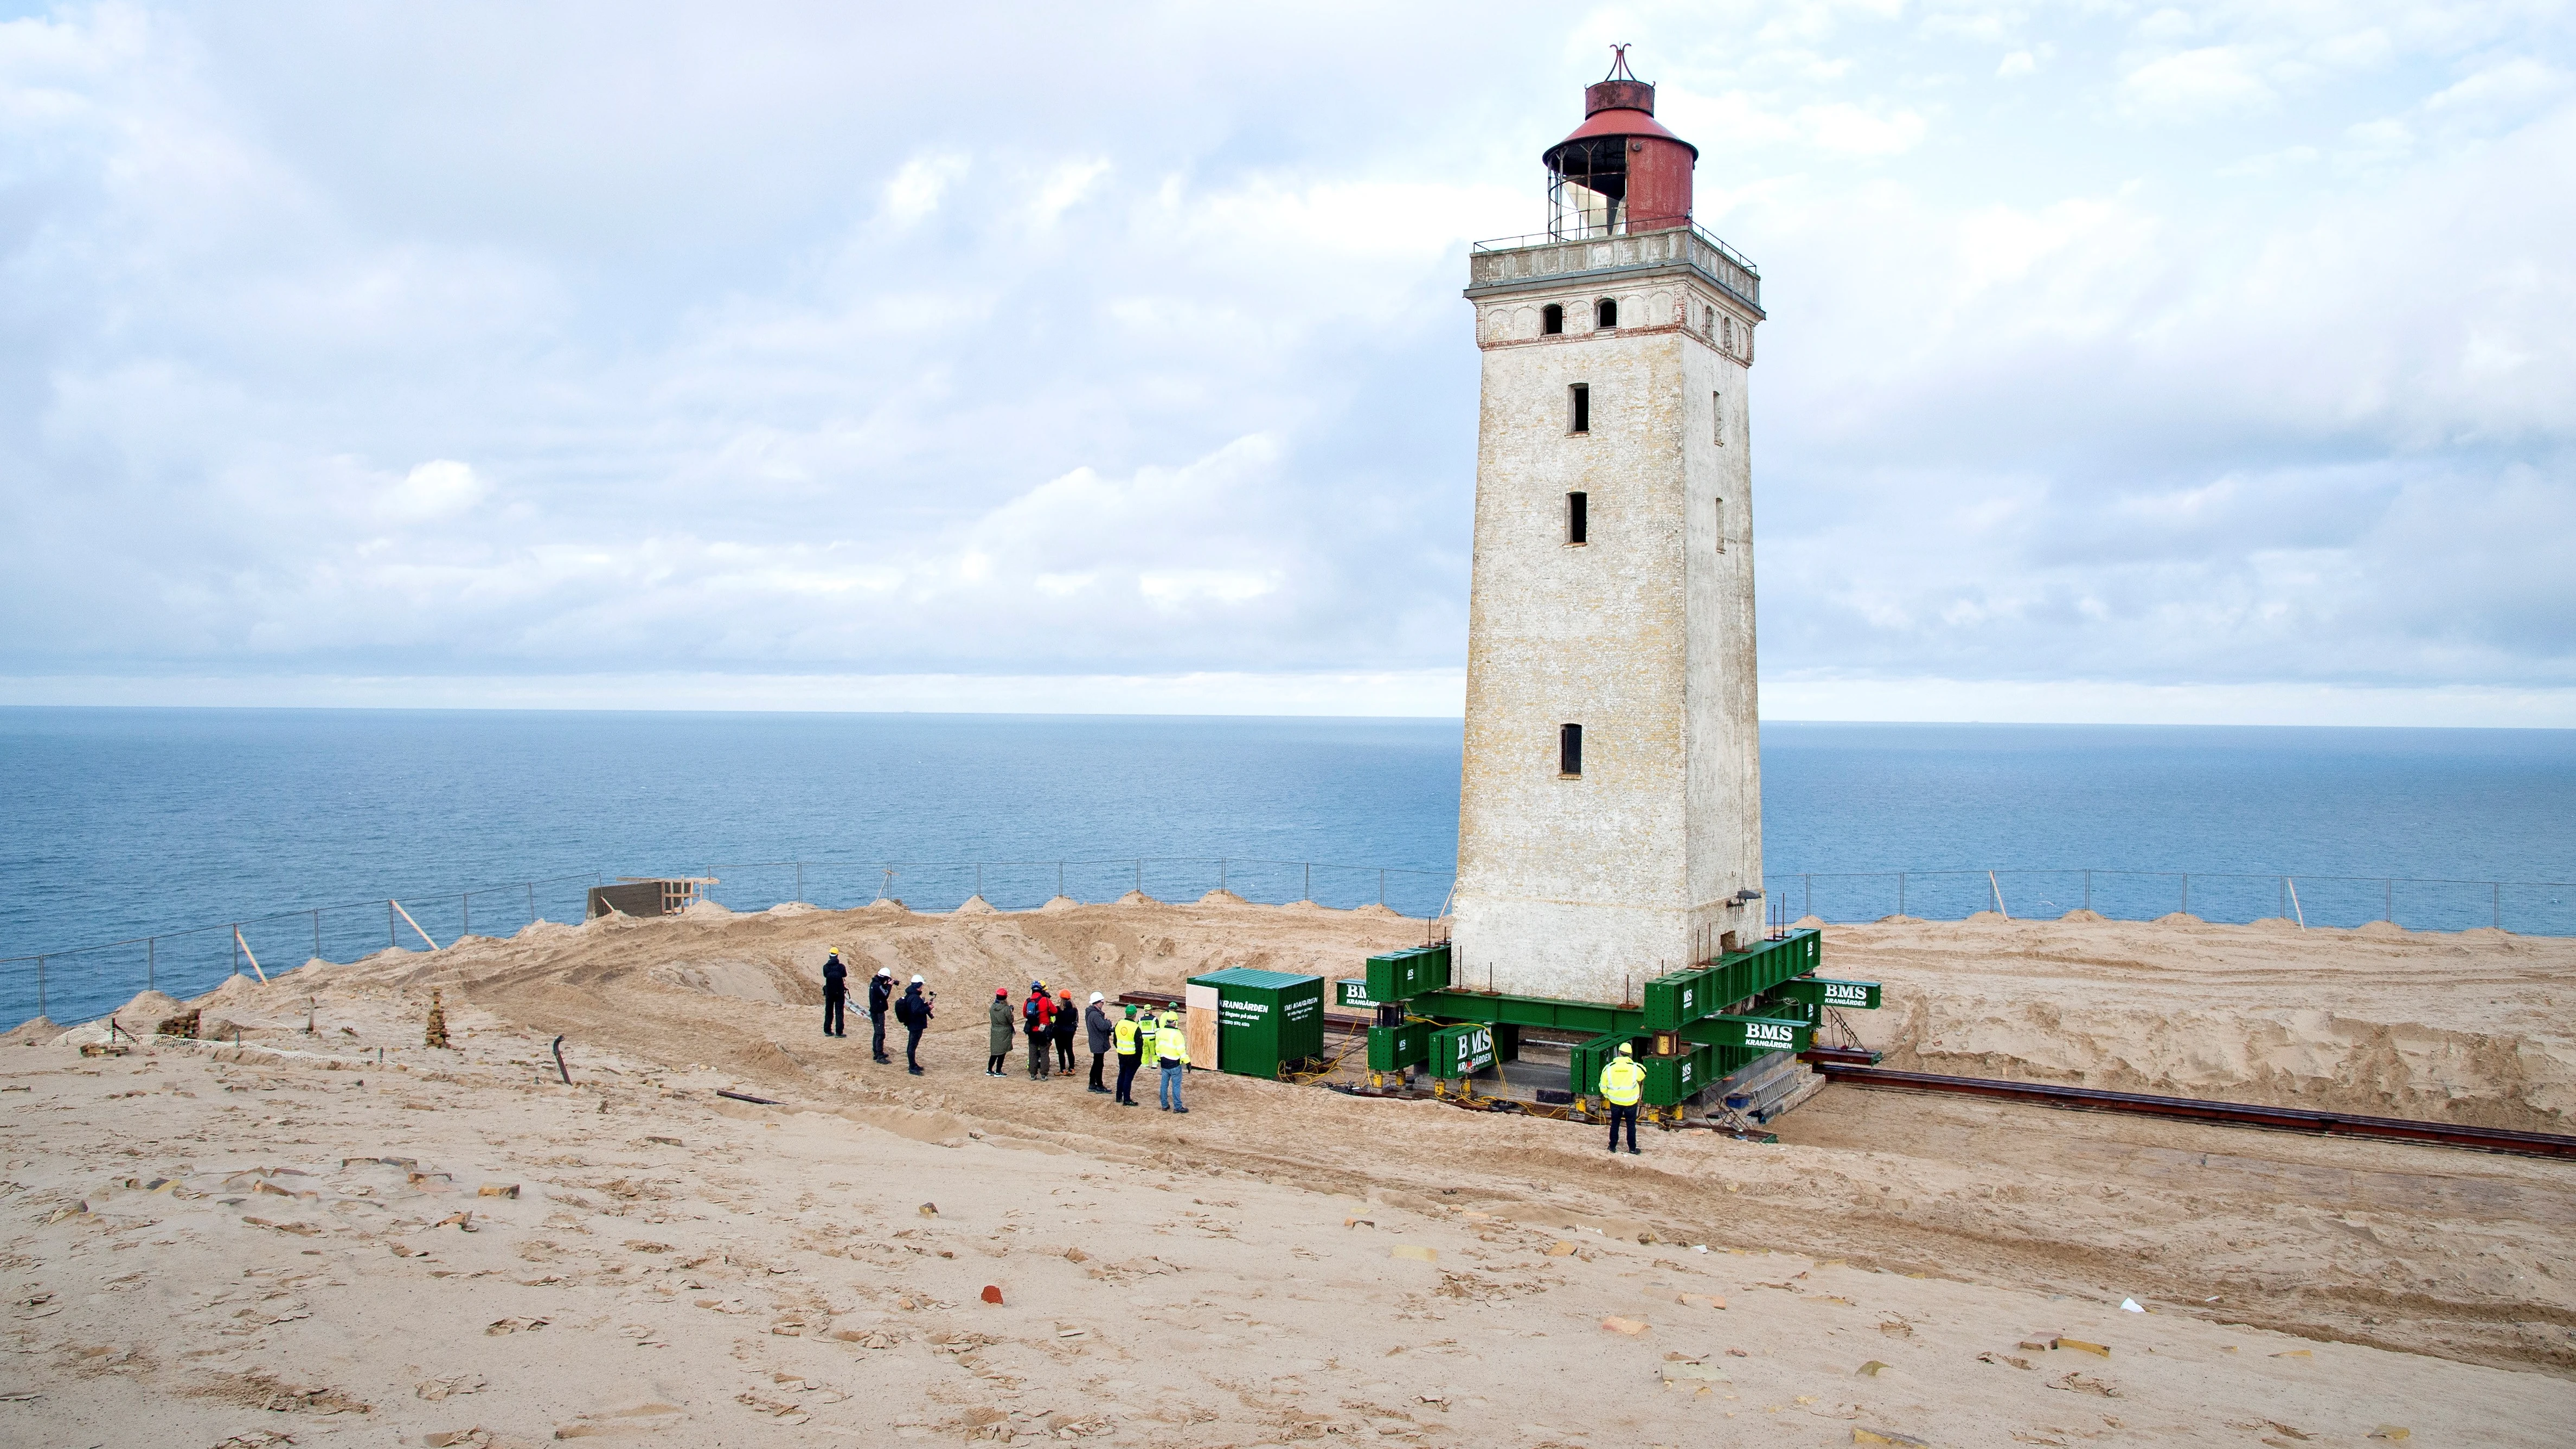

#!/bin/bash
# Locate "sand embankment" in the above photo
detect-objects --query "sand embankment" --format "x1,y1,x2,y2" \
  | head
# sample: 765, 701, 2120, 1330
5, 901, 2572, 1446
1816, 914, 2576, 1133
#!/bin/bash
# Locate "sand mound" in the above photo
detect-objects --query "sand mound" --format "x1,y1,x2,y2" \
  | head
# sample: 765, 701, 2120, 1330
1962, 909, 2008, 923
2155, 912, 2204, 926
2250, 916, 2303, 931
649, 957, 800, 1004
952, 895, 999, 915
1037, 896, 1081, 912
195, 974, 260, 1006
1116, 890, 1159, 906
766, 901, 821, 915
1199, 889, 1248, 906
679, 900, 736, 919
2, 1015, 55, 1046
111, 989, 188, 1024
2355, 920, 2410, 937
1350, 903, 1405, 919
857, 898, 912, 915
518, 919, 579, 942
1877, 914, 1926, 925
2058, 908, 2106, 922
1792, 914, 1825, 929
1830, 915, 2576, 1133
1283, 899, 1329, 913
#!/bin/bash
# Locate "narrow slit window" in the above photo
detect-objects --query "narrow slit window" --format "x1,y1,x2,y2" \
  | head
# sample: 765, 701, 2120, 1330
1595, 297, 1618, 329
1566, 491, 1588, 545
1541, 303, 1563, 335
1713, 496, 1726, 554
1712, 391, 1725, 447
1559, 723, 1583, 778
1569, 383, 1590, 434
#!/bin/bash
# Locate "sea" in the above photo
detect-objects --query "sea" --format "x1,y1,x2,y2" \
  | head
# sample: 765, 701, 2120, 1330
3, 708, 2571, 1030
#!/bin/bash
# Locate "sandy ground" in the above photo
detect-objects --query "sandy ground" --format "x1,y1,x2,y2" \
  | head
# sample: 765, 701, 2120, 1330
5, 898, 2573, 1447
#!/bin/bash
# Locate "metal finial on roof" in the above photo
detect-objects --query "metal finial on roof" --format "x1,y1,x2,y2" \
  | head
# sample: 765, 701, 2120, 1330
1606, 44, 1637, 81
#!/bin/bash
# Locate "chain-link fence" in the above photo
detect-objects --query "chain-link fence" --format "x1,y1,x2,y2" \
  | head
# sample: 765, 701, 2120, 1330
1778, 868, 2574, 937
0, 856, 1457, 1034
10, 858, 2568, 1036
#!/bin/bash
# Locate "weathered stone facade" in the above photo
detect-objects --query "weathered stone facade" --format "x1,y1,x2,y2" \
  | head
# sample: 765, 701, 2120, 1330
1452, 231, 1765, 1004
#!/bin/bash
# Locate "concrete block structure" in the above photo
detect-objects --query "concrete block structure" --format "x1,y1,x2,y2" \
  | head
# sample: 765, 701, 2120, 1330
1452, 57, 1768, 1004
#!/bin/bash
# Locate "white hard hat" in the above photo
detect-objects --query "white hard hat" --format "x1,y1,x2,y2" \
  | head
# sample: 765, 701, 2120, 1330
1089, 991, 1104, 1004
911, 974, 924, 984
876, 966, 891, 976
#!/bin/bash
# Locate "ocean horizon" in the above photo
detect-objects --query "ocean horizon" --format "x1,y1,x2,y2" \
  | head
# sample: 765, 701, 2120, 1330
4, 707, 2571, 1029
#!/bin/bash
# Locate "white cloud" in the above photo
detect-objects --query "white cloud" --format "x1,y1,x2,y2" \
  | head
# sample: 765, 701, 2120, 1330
0, 2, 2568, 719
380, 460, 489, 522
883, 152, 970, 224
2121, 46, 2278, 121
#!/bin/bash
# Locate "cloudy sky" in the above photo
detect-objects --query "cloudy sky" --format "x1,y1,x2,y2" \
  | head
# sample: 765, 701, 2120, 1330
2, 1, 2569, 723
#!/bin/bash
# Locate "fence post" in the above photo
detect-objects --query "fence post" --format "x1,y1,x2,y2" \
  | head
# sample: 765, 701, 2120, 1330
389, 901, 397, 950
1134, 860, 1142, 893
1379, 869, 1387, 906
232, 926, 241, 977
2493, 881, 2501, 929
147, 938, 155, 993
2385, 879, 2394, 922
2181, 874, 2189, 915
2083, 869, 2092, 911
462, 893, 470, 937
796, 862, 805, 904
36, 957, 46, 1020
1803, 874, 1812, 919
1220, 858, 1228, 892
527, 882, 536, 927
312, 910, 322, 961
1897, 873, 1906, 917
1305, 862, 1312, 901
1058, 862, 1066, 899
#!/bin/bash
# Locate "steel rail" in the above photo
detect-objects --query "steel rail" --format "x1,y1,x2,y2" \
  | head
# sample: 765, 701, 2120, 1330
1812, 1063, 2576, 1161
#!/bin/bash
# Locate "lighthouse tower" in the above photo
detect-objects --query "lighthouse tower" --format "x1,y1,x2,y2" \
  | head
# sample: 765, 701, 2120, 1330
1452, 54, 1767, 1004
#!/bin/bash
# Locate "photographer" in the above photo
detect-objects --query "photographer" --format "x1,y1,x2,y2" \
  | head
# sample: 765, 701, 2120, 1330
895, 974, 935, 1075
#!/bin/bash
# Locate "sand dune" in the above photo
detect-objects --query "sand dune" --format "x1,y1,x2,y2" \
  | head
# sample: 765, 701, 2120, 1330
5, 900, 2571, 1446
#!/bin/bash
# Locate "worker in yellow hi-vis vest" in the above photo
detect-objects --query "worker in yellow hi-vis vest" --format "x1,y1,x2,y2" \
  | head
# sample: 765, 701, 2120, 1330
1598, 1041, 1646, 1155
1112, 1004, 1145, 1107
1155, 1011, 1191, 1114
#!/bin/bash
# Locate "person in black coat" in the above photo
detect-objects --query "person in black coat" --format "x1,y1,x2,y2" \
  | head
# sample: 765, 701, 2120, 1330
867, 968, 894, 1063
1083, 993, 1113, 1094
1052, 989, 1079, 1073
821, 950, 849, 1037
895, 976, 934, 1074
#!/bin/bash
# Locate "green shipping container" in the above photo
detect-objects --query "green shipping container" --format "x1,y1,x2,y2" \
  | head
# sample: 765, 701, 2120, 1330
1428, 1022, 1497, 1080
1187, 967, 1325, 1080
1364, 944, 1452, 1003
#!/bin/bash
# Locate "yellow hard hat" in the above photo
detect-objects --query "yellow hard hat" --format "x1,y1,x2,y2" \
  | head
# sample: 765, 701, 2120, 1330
1616, 1042, 1635, 1055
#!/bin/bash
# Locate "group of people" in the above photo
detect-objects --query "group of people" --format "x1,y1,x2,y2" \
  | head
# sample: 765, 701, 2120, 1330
819, 948, 936, 1074
819, 950, 1193, 1110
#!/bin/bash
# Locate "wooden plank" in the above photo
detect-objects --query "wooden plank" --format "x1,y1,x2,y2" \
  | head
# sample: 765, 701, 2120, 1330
1183, 982, 1219, 1072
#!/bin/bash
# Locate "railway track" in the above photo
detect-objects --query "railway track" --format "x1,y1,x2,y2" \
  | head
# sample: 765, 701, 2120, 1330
1123, 989, 2575, 1161
1810, 1062, 2576, 1161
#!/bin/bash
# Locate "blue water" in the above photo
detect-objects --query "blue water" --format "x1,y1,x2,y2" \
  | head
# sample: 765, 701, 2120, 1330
3, 709, 2571, 1029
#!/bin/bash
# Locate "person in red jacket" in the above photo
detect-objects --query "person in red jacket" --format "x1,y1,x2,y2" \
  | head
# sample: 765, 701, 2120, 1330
1022, 981, 1054, 1080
